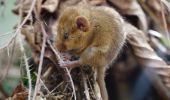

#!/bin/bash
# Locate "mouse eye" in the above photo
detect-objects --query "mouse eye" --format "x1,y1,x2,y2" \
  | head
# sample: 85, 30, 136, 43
64, 32, 69, 39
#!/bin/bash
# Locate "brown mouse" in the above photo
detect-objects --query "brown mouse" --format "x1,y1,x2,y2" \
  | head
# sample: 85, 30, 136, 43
54, 5, 126, 100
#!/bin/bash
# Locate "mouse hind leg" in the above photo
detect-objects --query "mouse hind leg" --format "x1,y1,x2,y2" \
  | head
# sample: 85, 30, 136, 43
97, 66, 108, 100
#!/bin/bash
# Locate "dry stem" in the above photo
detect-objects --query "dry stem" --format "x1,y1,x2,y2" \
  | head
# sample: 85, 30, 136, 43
18, 32, 32, 100
33, 23, 47, 100
81, 69, 90, 100
47, 40, 77, 100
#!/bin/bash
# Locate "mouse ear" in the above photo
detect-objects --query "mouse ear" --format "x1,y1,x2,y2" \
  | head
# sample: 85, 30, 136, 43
76, 16, 89, 32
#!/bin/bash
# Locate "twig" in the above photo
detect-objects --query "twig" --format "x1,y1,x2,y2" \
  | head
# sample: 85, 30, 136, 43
34, 71, 50, 94
42, 67, 52, 79
18, 32, 32, 100
65, 69, 76, 100
33, 23, 47, 100
49, 82, 64, 94
63, 83, 69, 93
47, 40, 77, 100
81, 69, 90, 100
16, 2, 37, 99
87, 76, 96, 98
0, 31, 14, 37
40, 78, 50, 94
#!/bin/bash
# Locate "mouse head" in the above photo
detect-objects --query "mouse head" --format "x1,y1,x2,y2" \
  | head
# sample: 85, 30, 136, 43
55, 7, 90, 54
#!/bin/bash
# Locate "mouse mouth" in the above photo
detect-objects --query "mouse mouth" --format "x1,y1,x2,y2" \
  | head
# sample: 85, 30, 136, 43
69, 47, 85, 54
68, 49, 78, 53
65, 48, 80, 54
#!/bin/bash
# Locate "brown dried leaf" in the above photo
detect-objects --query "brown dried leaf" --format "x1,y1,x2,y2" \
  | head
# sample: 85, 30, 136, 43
125, 23, 170, 90
88, 0, 106, 5
12, 0, 32, 15
11, 84, 26, 97
58, 0, 82, 14
42, 0, 59, 13
107, 0, 148, 31
10, 84, 28, 100
58, 0, 106, 14
21, 25, 41, 52
138, 0, 170, 34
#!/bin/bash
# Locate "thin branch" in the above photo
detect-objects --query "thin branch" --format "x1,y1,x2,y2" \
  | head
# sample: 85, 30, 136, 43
49, 82, 64, 94
81, 69, 90, 100
33, 23, 47, 100
42, 67, 52, 79
34, 72, 50, 94
47, 40, 77, 100
63, 83, 69, 93
87, 76, 96, 98
0, 31, 14, 37
40, 78, 50, 94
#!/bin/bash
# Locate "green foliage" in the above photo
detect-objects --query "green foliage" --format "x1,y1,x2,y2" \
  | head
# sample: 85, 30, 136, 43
21, 69, 37, 88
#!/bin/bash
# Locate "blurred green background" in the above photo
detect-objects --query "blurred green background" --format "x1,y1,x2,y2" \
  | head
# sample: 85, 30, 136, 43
0, 0, 20, 98
0, 0, 18, 33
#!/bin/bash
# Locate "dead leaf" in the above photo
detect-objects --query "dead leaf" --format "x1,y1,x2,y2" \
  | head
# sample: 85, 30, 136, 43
88, 0, 106, 5
12, 0, 32, 15
138, 0, 170, 34
42, 0, 59, 13
107, 0, 148, 31
11, 84, 28, 100
125, 22, 170, 91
